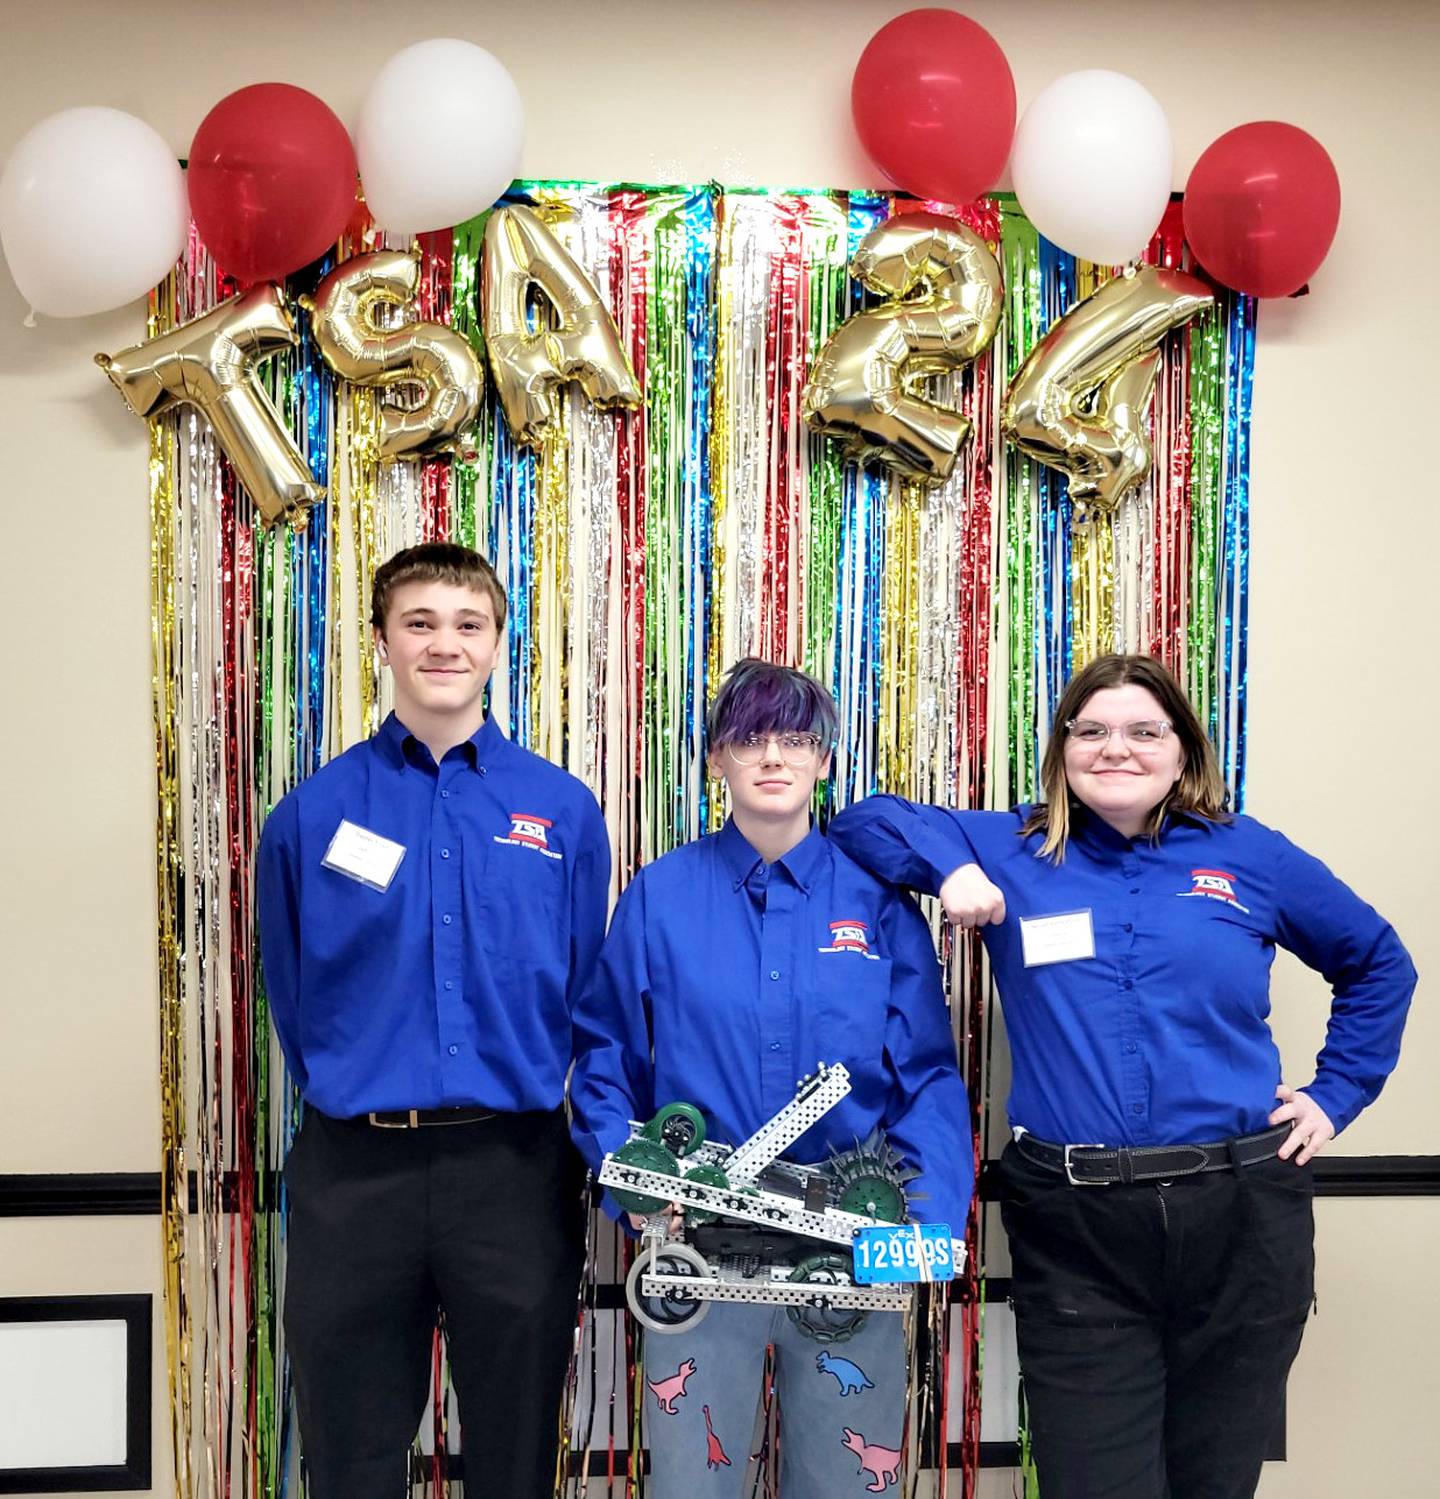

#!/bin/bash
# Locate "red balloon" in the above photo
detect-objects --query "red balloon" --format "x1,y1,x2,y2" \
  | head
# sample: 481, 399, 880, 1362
189, 84, 357, 285
1182, 123, 1340, 298
851, 9, 1015, 205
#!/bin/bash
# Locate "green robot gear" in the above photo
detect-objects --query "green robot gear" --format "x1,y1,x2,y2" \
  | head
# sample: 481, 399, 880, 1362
643, 1101, 707, 1158
826, 1129, 916, 1224
836, 1174, 907, 1223
609, 1138, 680, 1214
680, 1163, 730, 1226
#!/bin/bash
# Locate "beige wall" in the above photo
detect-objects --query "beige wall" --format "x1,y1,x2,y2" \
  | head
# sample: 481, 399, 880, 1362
1, 0, 1434, 1492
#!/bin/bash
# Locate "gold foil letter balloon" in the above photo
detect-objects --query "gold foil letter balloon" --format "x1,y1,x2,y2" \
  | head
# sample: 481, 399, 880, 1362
801, 212, 1003, 486
1001, 265, 1214, 516
482, 203, 640, 445
96, 285, 322, 527
301, 249, 484, 459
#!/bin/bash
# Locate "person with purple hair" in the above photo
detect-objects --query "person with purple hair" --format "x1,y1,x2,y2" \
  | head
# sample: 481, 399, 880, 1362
570, 658, 972, 1499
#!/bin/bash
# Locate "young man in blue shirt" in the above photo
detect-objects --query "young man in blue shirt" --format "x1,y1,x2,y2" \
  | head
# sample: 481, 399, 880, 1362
570, 659, 973, 1499
257, 543, 610, 1499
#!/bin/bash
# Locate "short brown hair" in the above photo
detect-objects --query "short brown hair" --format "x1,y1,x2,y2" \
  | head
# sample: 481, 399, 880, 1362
370, 543, 507, 634
1022, 653, 1229, 861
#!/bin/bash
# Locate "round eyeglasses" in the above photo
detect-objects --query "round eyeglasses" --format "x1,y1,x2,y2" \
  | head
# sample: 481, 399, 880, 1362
1065, 718, 1173, 748
724, 732, 826, 767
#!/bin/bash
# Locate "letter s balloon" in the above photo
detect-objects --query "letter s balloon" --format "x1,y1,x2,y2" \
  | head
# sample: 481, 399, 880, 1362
302, 249, 484, 460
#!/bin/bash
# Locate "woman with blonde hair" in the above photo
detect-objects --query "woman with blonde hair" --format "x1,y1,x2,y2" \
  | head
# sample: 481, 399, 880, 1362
830, 652, 1415, 1499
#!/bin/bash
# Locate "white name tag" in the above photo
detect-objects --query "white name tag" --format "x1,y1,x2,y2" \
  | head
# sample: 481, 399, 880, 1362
1019, 909, 1095, 967
322, 819, 406, 892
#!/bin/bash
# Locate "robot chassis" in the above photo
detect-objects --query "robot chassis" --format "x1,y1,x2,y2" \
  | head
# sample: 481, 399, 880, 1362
598, 1062, 926, 1344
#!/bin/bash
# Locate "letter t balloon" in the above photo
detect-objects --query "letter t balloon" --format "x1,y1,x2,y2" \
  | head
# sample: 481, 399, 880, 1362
96, 284, 322, 527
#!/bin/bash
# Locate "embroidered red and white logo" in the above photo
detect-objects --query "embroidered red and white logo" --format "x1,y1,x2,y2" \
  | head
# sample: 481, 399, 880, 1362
818, 919, 880, 958
1178, 868, 1249, 913
493, 813, 563, 860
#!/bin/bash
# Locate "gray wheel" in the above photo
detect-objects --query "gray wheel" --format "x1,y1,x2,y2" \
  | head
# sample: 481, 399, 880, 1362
625, 1241, 713, 1335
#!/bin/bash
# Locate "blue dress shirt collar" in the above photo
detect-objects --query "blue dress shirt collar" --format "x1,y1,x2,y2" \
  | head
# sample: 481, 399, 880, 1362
715, 816, 828, 894
1059, 802, 1223, 857
375, 710, 510, 775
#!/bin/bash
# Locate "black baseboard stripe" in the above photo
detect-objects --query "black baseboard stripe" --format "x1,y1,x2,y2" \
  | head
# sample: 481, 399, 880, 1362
4, 1156, 1436, 1219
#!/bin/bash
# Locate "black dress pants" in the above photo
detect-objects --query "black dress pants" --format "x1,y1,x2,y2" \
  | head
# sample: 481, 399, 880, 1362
283, 1107, 586, 1499
998, 1140, 1314, 1499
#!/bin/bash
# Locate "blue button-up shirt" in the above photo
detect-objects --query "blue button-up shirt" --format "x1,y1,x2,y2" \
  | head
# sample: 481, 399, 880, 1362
257, 712, 610, 1117
830, 797, 1415, 1146
569, 820, 974, 1230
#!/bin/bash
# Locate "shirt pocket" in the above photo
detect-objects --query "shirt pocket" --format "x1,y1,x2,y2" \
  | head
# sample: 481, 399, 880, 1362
305, 847, 414, 968
1154, 893, 1272, 1042
805, 955, 893, 1072
476, 829, 567, 955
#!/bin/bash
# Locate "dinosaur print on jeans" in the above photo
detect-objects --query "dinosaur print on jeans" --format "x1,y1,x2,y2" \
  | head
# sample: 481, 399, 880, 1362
648, 1358, 696, 1415
841, 1427, 901, 1492
702, 1405, 731, 1469
816, 1350, 875, 1396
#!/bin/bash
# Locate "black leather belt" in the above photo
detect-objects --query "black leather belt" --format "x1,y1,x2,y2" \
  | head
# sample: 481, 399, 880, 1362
366, 1107, 496, 1129
1016, 1123, 1292, 1186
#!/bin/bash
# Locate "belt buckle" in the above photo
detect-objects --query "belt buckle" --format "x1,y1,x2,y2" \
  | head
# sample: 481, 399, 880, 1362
368, 1109, 420, 1129
1063, 1143, 1109, 1187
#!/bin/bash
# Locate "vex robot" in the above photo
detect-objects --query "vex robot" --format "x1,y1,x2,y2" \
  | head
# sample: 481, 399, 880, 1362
598, 1063, 943, 1345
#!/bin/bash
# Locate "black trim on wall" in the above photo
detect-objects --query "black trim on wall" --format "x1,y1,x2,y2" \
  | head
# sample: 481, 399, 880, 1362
0, 1294, 151, 1493
0, 1175, 168, 1217
4, 1156, 1437, 1218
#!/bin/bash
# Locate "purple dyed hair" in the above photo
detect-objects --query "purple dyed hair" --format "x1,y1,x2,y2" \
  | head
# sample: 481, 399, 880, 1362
705, 658, 838, 749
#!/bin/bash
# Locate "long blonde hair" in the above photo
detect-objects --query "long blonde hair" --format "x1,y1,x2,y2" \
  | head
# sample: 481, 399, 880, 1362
1021, 654, 1230, 861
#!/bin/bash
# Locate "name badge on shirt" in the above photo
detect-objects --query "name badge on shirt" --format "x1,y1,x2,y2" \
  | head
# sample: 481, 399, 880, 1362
322, 819, 406, 892
1019, 909, 1095, 967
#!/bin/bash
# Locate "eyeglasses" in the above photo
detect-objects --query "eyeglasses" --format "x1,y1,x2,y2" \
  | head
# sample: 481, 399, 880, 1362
1065, 719, 1173, 748
724, 732, 826, 767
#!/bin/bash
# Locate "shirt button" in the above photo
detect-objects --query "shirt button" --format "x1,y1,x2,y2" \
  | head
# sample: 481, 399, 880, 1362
769, 1042, 781, 1052
1132, 1102, 1144, 1115
769, 970, 781, 981
448, 1044, 459, 1056
441, 848, 451, 859
440, 789, 450, 799
1125, 1041, 1137, 1054
444, 981, 454, 991
442, 914, 453, 925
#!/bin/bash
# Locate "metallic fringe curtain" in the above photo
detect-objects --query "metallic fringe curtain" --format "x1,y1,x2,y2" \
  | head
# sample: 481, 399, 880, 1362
146, 182, 1254, 1499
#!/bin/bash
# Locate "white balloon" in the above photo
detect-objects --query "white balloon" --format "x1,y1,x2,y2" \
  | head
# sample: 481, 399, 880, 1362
1011, 71, 1173, 266
0, 107, 187, 319
357, 39, 524, 236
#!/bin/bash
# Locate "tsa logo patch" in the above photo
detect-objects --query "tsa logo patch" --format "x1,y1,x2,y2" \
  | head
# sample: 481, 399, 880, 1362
493, 813, 563, 860
1178, 868, 1249, 913
818, 919, 880, 958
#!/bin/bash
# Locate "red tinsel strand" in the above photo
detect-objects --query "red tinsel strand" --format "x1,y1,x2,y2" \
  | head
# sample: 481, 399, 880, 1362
612, 191, 652, 875
764, 199, 806, 663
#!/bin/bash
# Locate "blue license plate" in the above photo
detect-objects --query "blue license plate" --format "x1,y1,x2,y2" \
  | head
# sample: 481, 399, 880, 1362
851, 1223, 955, 1284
